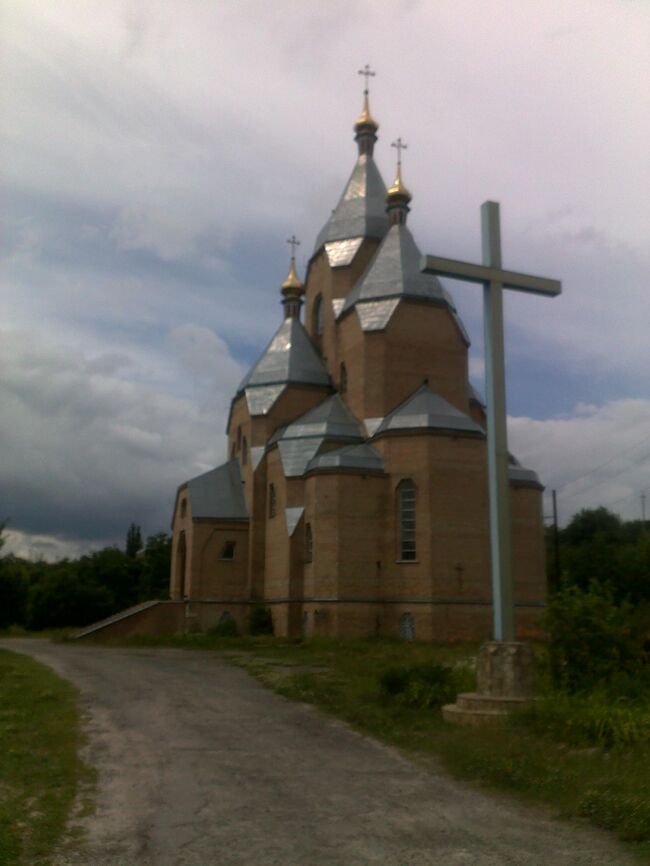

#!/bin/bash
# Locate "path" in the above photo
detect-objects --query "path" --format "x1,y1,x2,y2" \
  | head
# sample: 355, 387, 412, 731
2, 639, 637, 866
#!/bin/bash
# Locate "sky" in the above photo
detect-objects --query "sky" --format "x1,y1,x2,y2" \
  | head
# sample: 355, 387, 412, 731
1, 0, 649, 560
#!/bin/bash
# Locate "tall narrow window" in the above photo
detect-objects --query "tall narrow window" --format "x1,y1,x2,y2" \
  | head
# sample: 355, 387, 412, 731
397, 479, 416, 561
268, 483, 276, 518
237, 426, 242, 450
241, 437, 248, 465
305, 523, 313, 562
339, 362, 348, 396
312, 294, 324, 336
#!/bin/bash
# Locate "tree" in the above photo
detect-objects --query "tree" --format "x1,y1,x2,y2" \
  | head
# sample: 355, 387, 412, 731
139, 533, 172, 600
125, 523, 143, 558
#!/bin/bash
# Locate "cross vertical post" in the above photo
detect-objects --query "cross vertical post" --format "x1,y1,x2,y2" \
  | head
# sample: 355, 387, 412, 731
481, 202, 513, 641
420, 201, 561, 643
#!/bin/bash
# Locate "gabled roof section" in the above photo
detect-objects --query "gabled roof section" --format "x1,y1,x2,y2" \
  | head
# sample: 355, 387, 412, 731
313, 155, 389, 253
280, 394, 365, 441
187, 460, 248, 521
340, 224, 470, 343
306, 443, 385, 474
375, 384, 484, 438
237, 317, 330, 393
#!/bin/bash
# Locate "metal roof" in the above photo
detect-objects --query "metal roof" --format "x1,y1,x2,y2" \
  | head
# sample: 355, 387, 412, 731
285, 507, 305, 536
245, 384, 286, 416
237, 317, 331, 393
313, 154, 389, 252
469, 383, 486, 407
278, 437, 324, 477
306, 443, 385, 474
375, 384, 484, 437
509, 466, 543, 488
340, 224, 470, 343
279, 394, 365, 441
187, 460, 248, 521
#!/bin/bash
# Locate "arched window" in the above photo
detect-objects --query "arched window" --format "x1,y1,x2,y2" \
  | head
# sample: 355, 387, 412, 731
397, 479, 416, 561
220, 541, 236, 560
230, 442, 236, 459
268, 483, 276, 518
305, 523, 313, 562
339, 362, 347, 395
237, 426, 242, 450
312, 294, 324, 336
180, 497, 187, 518
241, 437, 248, 465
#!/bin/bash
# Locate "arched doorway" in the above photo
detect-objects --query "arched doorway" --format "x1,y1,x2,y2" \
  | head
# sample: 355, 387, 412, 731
399, 612, 415, 641
176, 531, 187, 599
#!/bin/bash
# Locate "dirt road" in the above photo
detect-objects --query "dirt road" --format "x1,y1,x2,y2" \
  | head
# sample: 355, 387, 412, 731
2, 639, 637, 866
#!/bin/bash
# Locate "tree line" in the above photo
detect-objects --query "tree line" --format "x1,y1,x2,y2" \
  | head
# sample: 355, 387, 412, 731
0, 523, 171, 631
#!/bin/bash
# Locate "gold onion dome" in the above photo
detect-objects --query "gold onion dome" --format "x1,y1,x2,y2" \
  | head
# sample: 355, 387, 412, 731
387, 164, 412, 205
354, 92, 378, 134
281, 258, 304, 296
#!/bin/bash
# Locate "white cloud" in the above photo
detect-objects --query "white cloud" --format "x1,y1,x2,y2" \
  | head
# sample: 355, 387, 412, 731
509, 399, 650, 525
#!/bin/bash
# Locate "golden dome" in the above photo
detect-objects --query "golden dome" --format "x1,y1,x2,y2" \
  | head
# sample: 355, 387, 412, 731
387, 166, 412, 204
354, 92, 378, 133
281, 259, 304, 295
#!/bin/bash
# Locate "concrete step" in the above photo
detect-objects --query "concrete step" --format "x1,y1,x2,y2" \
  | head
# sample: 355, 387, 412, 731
455, 692, 532, 713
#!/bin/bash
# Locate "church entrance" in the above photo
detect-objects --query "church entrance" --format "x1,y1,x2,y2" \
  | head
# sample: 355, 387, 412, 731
176, 531, 187, 599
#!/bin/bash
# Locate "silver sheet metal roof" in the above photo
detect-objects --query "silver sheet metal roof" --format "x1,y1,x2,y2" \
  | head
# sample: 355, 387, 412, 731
245, 384, 286, 416
314, 155, 389, 252
278, 437, 324, 477
375, 384, 484, 438
469, 383, 486, 407
325, 238, 364, 268
340, 224, 470, 343
306, 443, 385, 474
280, 394, 365, 441
509, 465, 543, 488
285, 507, 305, 536
187, 460, 248, 521
237, 317, 331, 393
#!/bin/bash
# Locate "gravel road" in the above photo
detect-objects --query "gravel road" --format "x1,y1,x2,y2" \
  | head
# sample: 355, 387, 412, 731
2, 639, 638, 866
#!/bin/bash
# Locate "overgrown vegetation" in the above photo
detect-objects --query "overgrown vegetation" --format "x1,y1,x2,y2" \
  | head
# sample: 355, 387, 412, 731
0, 522, 172, 631
0, 648, 90, 865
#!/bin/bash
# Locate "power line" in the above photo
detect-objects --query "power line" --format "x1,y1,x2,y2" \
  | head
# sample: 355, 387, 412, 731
556, 430, 650, 492
560, 445, 650, 501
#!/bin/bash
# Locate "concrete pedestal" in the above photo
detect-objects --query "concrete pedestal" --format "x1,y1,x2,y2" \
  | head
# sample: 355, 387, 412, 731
443, 641, 536, 725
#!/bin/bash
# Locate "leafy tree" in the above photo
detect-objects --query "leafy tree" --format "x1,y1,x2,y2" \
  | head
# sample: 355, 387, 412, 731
27, 564, 114, 630
0, 556, 29, 628
139, 532, 172, 600
125, 523, 143, 558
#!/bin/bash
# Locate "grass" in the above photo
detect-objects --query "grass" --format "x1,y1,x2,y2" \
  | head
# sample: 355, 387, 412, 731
108, 631, 650, 861
0, 648, 91, 866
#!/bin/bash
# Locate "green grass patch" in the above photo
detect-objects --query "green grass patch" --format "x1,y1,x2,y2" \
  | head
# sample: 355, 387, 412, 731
0, 648, 91, 865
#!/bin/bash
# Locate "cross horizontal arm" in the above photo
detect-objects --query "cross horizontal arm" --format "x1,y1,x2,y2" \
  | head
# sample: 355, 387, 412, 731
420, 254, 561, 297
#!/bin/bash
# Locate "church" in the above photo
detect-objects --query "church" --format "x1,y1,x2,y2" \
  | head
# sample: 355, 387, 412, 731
169, 85, 546, 642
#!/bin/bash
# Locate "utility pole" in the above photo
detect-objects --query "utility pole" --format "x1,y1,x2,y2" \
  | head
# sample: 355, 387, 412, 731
552, 489, 560, 589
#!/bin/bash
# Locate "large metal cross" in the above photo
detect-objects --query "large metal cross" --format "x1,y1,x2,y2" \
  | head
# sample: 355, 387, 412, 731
421, 201, 561, 641
358, 63, 376, 93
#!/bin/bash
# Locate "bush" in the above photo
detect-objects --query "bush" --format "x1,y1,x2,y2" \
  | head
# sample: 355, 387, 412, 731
208, 617, 239, 638
27, 569, 114, 630
543, 585, 649, 694
0, 559, 29, 628
249, 604, 274, 636
379, 662, 471, 709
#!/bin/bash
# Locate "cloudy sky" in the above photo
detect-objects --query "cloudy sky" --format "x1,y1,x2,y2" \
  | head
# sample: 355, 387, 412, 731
1, 0, 649, 560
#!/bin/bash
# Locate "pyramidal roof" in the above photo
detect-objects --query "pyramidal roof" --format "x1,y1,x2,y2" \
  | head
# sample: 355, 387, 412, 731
186, 460, 248, 520
306, 442, 384, 474
342, 223, 446, 312
313, 154, 389, 253
237, 317, 330, 393
280, 394, 364, 441
375, 384, 484, 437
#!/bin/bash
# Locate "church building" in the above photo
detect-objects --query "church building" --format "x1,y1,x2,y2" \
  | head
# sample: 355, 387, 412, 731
169, 87, 546, 641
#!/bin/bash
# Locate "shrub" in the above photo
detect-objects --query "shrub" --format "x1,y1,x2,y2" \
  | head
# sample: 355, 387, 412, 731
379, 662, 470, 709
249, 604, 274, 636
543, 585, 649, 694
208, 618, 239, 638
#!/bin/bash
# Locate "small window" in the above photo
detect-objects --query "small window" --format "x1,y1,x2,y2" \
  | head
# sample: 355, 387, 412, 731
339, 363, 347, 396
305, 522, 313, 562
268, 483, 277, 518
241, 437, 248, 465
220, 541, 236, 560
397, 479, 416, 561
312, 294, 324, 336
180, 498, 187, 518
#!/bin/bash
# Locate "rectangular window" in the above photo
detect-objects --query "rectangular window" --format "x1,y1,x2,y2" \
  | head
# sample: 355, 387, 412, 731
220, 541, 236, 560
399, 481, 416, 561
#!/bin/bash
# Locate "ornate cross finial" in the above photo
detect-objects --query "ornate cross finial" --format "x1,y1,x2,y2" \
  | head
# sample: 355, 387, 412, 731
358, 63, 376, 95
391, 137, 408, 168
286, 235, 300, 259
